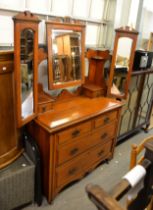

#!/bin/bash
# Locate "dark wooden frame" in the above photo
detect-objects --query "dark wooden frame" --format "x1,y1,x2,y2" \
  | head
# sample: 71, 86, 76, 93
46, 20, 85, 90
13, 11, 40, 127
107, 26, 138, 99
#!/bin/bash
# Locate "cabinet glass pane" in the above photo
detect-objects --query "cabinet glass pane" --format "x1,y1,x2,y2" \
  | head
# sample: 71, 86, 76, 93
52, 0, 72, 16
73, 0, 90, 18
90, 0, 105, 20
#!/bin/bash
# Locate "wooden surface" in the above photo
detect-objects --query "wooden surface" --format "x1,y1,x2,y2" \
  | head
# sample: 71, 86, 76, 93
28, 96, 123, 202
36, 96, 122, 132
0, 50, 23, 169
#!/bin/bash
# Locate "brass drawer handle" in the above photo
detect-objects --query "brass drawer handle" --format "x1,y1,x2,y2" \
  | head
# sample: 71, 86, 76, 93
101, 133, 108, 139
70, 148, 79, 156
42, 106, 46, 112
68, 168, 77, 176
104, 117, 110, 124
98, 150, 104, 157
71, 130, 80, 138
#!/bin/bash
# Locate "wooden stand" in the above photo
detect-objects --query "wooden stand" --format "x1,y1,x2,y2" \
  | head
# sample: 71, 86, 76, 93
83, 49, 111, 98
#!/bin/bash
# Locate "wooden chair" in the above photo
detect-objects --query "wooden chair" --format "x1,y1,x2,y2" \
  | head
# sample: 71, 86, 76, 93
86, 138, 153, 210
129, 136, 153, 210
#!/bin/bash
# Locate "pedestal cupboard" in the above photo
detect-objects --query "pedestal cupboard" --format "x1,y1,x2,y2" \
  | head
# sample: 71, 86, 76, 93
28, 96, 122, 202
0, 50, 23, 169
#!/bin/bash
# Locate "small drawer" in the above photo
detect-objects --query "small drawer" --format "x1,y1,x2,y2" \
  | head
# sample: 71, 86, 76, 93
94, 111, 117, 128
84, 140, 113, 170
56, 156, 83, 188
38, 103, 53, 113
57, 121, 91, 145
0, 62, 13, 74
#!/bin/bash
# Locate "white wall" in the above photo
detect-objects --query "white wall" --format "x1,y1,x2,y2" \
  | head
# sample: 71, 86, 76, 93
0, 0, 117, 48
0, 0, 142, 48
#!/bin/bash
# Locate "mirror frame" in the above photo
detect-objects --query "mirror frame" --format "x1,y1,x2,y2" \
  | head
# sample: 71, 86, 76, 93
107, 26, 138, 99
46, 19, 85, 90
13, 11, 40, 127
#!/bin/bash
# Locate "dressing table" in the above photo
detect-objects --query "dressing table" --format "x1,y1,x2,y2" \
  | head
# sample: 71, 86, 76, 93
12, 12, 145, 202
26, 19, 123, 202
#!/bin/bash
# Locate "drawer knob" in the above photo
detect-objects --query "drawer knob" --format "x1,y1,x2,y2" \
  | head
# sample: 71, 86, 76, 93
101, 133, 108, 139
104, 117, 109, 124
2, 66, 7, 71
98, 150, 104, 157
72, 129, 80, 137
68, 168, 77, 176
70, 148, 79, 156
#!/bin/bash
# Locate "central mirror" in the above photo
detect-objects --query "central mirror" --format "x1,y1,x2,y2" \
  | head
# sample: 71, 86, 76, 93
46, 20, 85, 89
52, 30, 81, 83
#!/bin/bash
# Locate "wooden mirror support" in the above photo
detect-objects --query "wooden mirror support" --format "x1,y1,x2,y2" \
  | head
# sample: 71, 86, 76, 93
107, 26, 138, 99
46, 18, 85, 90
83, 49, 111, 98
13, 11, 41, 127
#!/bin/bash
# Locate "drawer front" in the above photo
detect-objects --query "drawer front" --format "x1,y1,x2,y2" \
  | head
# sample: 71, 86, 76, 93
84, 140, 113, 170
92, 123, 116, 144
56, 140, 113, 189
38, 103, 52, 113
57, 123, 116, 165
57, 121, 91, 145
0, 62, 13, 74
94, 111, 117, 128
57, 134, 92, 165
56, 156, 83, 188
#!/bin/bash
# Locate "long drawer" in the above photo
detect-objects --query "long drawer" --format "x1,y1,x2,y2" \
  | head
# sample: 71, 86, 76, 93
56, 140, 113, 189
57, 122, 116, 165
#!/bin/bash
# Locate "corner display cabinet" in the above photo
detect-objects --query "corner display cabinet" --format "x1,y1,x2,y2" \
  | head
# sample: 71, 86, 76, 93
27, 17, 123, 203
118, 69, 153, 142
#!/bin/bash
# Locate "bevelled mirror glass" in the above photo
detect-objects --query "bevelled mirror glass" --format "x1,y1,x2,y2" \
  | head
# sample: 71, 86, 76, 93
13, 11, 40, 127
20, 29, 34, 119
107, 26, 138, 99
46, 20, 85, 89
113, 37, 133, 95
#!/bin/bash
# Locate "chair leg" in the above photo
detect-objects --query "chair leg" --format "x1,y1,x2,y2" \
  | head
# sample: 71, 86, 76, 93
147, 197, 153, 210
